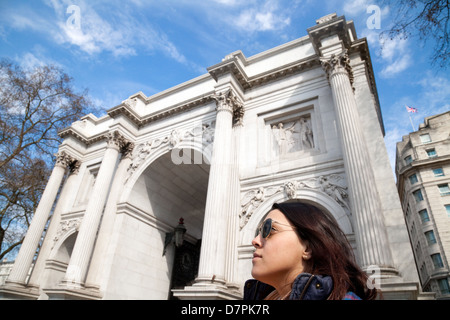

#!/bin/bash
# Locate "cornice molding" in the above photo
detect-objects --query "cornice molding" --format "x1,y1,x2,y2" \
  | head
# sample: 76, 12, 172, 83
58, 128, 106, 146
108, 93, 215, 128
59, 94, 215, 147
207, 54, 321, 91
307, 14, 354, 55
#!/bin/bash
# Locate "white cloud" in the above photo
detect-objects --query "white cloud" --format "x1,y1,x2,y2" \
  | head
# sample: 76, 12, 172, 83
341, 0, 389, 18
361, 28, 411, 78
380, 52, 411, 77
213, 0, 239, 5
2, 4, 54, 37
416, 73, 450, 113
342, 0, 370, 15
338, 0, 408, 77
13, 46, 64, 71
16, 52, 47, 69
56, 8, 138, 58
380, 36, 407, 60
234, 1, 291, 32
4, 0, 190, 66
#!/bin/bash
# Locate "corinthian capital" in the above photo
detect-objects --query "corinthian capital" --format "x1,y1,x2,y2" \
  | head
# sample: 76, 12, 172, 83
212, 90, 234, 113
106, 131, 126, 150
320, 50, 354, 86
106, 131, 134, 157
212, 90, 245, 126
55, 151, 78, 169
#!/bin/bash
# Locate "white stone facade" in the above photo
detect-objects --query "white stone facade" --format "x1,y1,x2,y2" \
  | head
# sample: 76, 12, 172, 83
0, 14, 432, 300
396, 111, 450, 299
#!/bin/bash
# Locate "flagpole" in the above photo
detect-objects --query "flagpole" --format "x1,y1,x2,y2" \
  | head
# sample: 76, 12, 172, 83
405, 105, 416, 132
408, 113, 415, 132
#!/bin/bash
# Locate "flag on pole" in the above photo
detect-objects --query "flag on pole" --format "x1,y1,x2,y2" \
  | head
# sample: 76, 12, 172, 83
405, 105, 417, 131
406, 105, 418, 113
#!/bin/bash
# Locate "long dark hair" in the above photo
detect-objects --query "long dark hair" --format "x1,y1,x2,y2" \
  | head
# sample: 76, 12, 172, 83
272, 201, 377, 300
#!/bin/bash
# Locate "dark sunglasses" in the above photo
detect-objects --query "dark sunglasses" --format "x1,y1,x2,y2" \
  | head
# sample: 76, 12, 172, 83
257, 218, 296, 239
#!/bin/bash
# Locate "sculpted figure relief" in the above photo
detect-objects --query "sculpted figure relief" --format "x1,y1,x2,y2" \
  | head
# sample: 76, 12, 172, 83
272, 122, 297, 155
299, 117, 314, 149
271, 116, 314, 155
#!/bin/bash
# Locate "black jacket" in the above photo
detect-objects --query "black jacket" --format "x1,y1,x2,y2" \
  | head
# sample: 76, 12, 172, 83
244, 273, 333, 300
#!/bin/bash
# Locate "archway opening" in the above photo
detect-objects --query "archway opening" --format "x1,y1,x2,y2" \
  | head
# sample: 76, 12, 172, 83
44, 231, 78, 288
131, 149, 210, 299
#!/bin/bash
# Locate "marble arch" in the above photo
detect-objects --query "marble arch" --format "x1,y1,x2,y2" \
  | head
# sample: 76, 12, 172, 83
2, 13, 427, 300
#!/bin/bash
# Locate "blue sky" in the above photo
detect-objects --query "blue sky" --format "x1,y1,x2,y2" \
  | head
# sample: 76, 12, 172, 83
0, 0, 449, 173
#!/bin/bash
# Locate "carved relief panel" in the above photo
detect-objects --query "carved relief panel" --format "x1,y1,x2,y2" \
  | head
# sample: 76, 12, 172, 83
257, 99, 324, 168
271, 115, 314, 156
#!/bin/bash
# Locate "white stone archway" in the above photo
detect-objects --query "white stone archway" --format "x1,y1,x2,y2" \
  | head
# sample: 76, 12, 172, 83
120, 130, 213, 205
43, 228, 79, 290
106, 139, 211, 299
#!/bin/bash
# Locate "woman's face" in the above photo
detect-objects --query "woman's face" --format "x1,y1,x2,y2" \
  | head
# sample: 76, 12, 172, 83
251, 209, 311, 289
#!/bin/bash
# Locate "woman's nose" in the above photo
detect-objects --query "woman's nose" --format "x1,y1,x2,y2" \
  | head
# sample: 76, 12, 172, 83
252, 234, 262, 248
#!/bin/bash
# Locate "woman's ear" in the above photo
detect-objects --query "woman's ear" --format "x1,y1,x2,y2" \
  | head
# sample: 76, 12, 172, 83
302, 247, 312, 260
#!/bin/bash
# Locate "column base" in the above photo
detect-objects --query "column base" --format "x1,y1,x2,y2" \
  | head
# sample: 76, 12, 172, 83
363, 265, 401, 280
379, 280, 435, 300
362, 266, 436, 299
0, 282, 40, 300
38, 279, 103, 300
43, 284, 102, 300
172, 279, 242, 300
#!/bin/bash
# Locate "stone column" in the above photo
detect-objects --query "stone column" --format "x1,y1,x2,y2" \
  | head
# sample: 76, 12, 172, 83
195, 90, 237, 285
27, 160, 81, 289
6, 151, 75, 287
321, 51, 397, 275
224, 111, 243, 291
61, 131, 129, 286
83, 141, 134, 290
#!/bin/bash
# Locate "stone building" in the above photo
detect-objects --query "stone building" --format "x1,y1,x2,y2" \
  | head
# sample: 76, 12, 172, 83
0, 261, 14, 286
0, 13, 432, 300
396, 111, 450, 299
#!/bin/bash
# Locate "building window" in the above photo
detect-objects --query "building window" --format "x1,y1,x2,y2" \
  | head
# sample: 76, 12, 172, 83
419, 209, 430, 223
409, 174, 418, 184
438, 184, 450, 196
420, 133, 432, 144
425, 230, 437, 245
433, 168, 444, 177
445, 205, 450, 217
438, 279, 450, 295
426, 148, 437, 158
431, 253, 444, 269
404, 155, 413, 165
413, 189, 424, 202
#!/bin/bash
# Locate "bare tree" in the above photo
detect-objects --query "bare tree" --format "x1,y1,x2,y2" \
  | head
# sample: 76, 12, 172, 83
381, 0, 450, 68
0, 59, 94, 261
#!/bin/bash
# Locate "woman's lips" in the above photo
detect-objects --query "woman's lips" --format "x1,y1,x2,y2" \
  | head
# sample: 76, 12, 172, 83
252, 252, 262, 261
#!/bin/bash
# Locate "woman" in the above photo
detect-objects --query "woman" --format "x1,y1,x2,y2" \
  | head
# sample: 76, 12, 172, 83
244, 201, 377, 300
